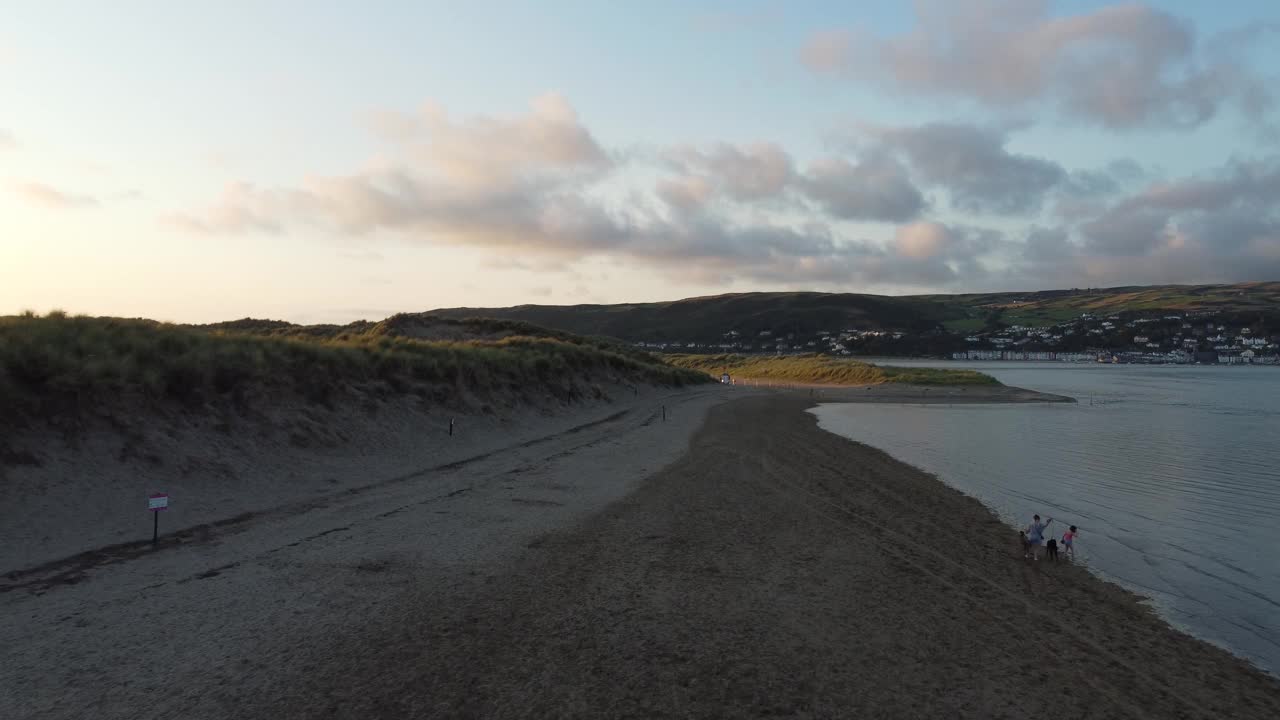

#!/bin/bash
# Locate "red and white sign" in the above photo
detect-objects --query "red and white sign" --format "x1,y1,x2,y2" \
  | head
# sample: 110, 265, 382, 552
148, 493, 169, 511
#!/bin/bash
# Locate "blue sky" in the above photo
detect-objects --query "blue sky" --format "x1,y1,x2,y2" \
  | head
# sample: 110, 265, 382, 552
3, 1, 1279, 322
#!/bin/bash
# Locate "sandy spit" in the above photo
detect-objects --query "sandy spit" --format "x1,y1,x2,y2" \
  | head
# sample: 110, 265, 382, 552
6, 389, 1278, 719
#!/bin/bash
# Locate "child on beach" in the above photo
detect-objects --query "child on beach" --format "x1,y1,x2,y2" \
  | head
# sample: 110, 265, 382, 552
1025, 514, 1052, 560
1020, 531, 1032, 559
1062, 526, 1078, 559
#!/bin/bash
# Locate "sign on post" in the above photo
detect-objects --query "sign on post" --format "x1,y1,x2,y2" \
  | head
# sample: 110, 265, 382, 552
148, 493, 169, 544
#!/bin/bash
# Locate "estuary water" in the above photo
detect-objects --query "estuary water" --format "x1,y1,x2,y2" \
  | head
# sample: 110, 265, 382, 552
812, 363, 1280, 675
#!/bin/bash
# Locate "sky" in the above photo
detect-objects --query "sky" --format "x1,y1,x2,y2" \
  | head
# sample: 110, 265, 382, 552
3, 0, 1280, 323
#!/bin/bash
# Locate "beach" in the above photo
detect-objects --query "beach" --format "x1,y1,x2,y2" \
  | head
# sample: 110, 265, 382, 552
4, 388, 1279, 719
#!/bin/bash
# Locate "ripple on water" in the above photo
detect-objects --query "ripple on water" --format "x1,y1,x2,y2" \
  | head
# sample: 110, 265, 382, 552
811, 364, 1280, 676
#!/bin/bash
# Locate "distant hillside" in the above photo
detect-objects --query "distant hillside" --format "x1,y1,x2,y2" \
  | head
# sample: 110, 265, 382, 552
923, 282, 1280, 332
432, 292, 955, 342
432, 283, 1280, 342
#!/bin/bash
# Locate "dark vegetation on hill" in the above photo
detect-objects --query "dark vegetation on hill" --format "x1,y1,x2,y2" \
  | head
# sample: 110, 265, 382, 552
434, 292, 946, 341
0, 312, 707, 429
431, 282, 1280, 343
668, 354, 1000, 386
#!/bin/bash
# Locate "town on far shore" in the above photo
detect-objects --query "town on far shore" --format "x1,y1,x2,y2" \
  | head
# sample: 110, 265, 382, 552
639, 309, 1279, 365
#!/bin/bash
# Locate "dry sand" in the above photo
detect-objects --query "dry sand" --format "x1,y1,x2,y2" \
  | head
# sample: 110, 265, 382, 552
4, 385, 1278, 719
0, 382, 695, 571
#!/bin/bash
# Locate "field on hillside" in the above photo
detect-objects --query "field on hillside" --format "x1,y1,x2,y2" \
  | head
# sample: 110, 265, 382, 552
930, 282, 1280, 328
0, 312, 708, 426
666, 354, 1000, 386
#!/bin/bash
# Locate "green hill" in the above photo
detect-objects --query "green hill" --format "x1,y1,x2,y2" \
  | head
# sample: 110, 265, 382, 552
431, 283, 1280, 341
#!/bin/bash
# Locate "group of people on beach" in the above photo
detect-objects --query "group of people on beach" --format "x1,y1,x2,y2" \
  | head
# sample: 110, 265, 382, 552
1020, 514, 1077, 561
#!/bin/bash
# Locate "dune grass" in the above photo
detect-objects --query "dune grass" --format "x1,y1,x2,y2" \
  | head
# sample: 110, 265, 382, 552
0, 312, 708, 420
666, 353, 999, 386
201, 314, 663, 366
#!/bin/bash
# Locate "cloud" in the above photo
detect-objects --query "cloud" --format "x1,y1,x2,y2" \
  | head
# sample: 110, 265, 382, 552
659, 140, 926, 223
164, 181, 285, 233
0, 129, 15, 149
174, 165, 988, 288
798, 153, 924, 222
1064, 158, 1147, 197
170, 95, 1280, 292
894, 221, 952, 259
1016, 156, 1280, 285
802, 0, 1273, 130
866, 122, 1066, 214
366, 92, 611, 191
10, 182, 98, 209
665, 142, 793, 202
1078, 156, 1280, 257
655, 175, 713, 213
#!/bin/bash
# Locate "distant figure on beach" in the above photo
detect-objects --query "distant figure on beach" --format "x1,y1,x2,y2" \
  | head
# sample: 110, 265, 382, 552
1062, 525, 1078, 559
1025, 514, 1053, 560
1019, 530, 1032, 558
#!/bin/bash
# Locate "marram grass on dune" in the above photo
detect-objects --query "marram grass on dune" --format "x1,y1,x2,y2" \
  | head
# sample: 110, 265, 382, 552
0, 312, 708, 420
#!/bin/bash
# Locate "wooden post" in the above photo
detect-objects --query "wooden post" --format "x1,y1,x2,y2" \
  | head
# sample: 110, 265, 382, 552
449, 418, 454, 436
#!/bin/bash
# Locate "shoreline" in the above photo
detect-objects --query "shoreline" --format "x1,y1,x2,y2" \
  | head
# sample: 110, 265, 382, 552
5, 390, 1277, 718
731, 379, 1077, 404
283, 394, 1279, 717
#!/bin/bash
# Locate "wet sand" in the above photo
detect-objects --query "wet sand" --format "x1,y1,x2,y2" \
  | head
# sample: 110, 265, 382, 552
5, 390, 1278, 719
